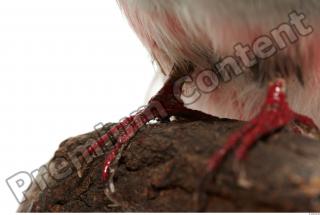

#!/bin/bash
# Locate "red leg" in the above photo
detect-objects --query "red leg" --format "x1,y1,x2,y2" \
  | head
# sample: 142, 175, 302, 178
207, 79, 320, 173
84, 116, 135, 157
206, 117, 259, 172
294, 113, 320, 131
102, 113, 149, 180
86, 76, 215, 181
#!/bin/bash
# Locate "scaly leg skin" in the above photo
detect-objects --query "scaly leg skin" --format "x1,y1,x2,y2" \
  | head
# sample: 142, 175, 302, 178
206, 79, 320, 174
86, 75, 215, 181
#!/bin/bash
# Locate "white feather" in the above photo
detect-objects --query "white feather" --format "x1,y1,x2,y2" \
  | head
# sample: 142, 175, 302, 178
117, 0, 320, 126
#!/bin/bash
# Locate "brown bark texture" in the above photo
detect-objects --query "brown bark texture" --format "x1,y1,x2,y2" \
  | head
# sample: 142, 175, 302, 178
17, 118, 320, 212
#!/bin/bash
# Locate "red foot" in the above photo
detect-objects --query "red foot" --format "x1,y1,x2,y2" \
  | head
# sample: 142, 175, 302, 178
207, 79, 319, 173
86, 76, 214, 181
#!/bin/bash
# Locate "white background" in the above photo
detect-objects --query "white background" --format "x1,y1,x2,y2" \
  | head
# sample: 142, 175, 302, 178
0, 0, 155, 212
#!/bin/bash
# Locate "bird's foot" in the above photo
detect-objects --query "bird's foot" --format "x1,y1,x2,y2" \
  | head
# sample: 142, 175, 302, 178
207, 79, 320, 173
86, 76, 214, 181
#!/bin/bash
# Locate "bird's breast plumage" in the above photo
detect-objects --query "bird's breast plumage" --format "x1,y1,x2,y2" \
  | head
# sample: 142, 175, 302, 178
118, 0, 320, 126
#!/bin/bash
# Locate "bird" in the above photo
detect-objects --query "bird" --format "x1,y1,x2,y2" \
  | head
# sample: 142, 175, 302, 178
86, 0, 320, 181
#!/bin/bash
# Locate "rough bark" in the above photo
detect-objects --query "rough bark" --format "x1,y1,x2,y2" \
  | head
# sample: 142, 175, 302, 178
17, 118, 320, 212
